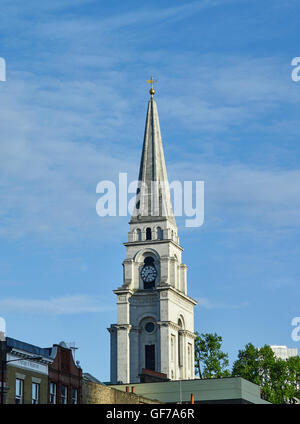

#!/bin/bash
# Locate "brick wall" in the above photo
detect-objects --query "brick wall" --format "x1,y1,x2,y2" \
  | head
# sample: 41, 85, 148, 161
82, 380, 160, 404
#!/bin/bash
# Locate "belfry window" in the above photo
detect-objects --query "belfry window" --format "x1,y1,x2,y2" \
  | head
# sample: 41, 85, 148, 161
144, 256, 154, 266
157, 227, 163, 240
146, 227, 152, 240
137, 228, 142, 241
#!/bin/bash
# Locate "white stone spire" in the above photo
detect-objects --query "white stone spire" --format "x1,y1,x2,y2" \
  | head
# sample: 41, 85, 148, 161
130, 93, 175, 225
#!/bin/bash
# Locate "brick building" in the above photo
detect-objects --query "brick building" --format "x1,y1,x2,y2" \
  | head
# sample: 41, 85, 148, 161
2, 338, 82, 404
46, 342, 82, 404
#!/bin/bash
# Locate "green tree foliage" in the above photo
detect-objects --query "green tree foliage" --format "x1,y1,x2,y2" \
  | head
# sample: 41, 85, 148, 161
232, 343, 300, 403
194, 332, 230, 379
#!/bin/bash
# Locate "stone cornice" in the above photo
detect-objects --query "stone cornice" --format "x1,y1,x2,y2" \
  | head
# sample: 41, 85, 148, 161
179, 329, 197, 339
156, 322, 197, 338
157, 320, 178, 331
113, 288, 134, 296
123, 239, 184, 252
114, 324, 132, 331
156, 285, 198, 306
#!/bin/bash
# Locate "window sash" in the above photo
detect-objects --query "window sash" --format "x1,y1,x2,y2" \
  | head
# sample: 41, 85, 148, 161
49, 382, 56, 404
61, 385, 68, 404
32, 382, 39, 404
71, 388, 78, 404
15, 379, 23, 404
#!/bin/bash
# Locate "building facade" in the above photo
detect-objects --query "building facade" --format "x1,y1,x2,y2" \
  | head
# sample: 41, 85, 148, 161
108, 88, 197, 384
270, 345, 298, 360
46, 342, 82, 404
3, 338, 82, 404
6, 337, 53, 404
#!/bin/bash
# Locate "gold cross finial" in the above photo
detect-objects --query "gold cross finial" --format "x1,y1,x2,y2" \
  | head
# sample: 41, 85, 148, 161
146, 76, 157, 96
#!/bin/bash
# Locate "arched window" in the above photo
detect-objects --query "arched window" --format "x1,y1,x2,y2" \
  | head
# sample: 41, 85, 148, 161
178, 319, 183, 367
146, 227, 152, 240
137, 228, 142, 241
145, 345, 155, 371
157, 227, 163, 240
144, 256, 154, 266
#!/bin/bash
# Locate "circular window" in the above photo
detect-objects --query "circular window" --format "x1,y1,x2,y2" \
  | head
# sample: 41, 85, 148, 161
145, 322, 155, 333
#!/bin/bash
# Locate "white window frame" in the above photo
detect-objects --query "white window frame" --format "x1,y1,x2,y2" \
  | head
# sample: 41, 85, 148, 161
15, 378, 24, 404
32, 382, 39, 404
71, 388, 78, 404
61, 385, 68, 404
49, 382, 56, 404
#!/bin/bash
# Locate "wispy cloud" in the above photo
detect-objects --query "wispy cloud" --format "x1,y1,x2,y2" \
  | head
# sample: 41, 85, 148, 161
170, 161, 300, 234
0, 1, 299, 245
197, 296, 249, 309
0, 295, 112, 315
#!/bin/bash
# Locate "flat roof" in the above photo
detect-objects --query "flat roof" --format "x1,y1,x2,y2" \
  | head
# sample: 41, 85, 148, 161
109, 377, 270, 404
6, 337, 52, 359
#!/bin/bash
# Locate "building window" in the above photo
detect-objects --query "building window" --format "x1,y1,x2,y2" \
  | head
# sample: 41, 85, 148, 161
146, 227, 152, 240
157, 227, 163, 240
49, 382, 56, 404
61, 385, 68, 404
171, 335, 175, 362
32, 382, 39, 404
145, 322, 155, 333
145, 344, 155, 371
15, 378, 23, 404
72, 388, 78, 404
188, 343, 193, 375
178, 319, 183, 367
137, 228, 142, 241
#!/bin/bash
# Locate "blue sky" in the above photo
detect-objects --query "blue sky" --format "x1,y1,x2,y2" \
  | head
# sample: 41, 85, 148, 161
0, 0, 300, 380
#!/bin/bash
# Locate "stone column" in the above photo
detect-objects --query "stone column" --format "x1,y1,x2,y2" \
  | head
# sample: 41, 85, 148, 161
158, 322, 170, 377
123, 259, 134, 287
116, 324, 131, 384
107, 325, 117, 384
160, 256, 169, 285
129, 327, 140, 383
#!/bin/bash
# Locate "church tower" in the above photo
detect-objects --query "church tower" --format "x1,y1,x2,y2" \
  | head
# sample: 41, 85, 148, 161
108, 85, 197, 384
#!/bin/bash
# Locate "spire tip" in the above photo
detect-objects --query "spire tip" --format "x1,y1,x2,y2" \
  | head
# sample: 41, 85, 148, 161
146, 76, 156, 97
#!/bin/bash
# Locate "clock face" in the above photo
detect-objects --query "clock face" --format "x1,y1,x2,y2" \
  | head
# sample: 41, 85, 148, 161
141, 265, 157, 283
